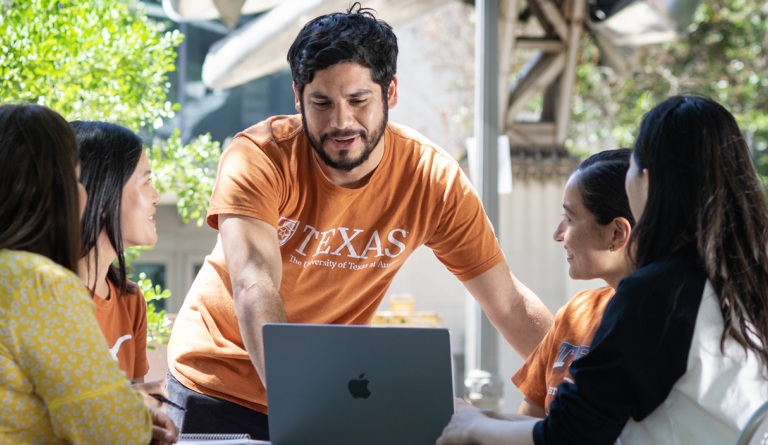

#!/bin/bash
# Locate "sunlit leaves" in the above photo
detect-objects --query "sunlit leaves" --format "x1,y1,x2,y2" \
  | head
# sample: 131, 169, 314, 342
570, 0, 768, 181
149, 130, 222, 226
1, 0, 223, 337
0, 0, 182, 129
136, 272, 172, 347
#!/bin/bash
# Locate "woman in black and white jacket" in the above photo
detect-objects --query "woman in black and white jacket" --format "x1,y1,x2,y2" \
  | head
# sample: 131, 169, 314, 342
438, 95, 768, 445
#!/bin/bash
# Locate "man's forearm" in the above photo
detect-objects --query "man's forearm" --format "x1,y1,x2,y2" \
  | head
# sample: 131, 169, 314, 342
463, 263, 554, 359
494, 280, 553, 358
234, 281, 287, 384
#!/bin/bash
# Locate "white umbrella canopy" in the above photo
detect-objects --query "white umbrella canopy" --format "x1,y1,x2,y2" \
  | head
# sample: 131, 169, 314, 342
199, 0, 452, 90
162, 0, 284, 27
586, 0, 701, 75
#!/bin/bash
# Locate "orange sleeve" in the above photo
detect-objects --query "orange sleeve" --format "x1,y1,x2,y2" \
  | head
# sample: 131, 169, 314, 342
425, 164, 504, 281
512, 288, 615, 412
206, 117, 301, 230
129, 285, 149, 379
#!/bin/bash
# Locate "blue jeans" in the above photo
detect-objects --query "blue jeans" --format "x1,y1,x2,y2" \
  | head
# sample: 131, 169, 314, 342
166, 371, 270, 440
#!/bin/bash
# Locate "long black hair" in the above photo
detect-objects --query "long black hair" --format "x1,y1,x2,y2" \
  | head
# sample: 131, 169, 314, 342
0, 104, 81, 272
71, 120, 144, 297
628, 95, 768, 370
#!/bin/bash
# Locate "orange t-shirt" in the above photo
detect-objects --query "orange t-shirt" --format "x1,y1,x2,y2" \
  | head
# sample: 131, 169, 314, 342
169, 115, 504, 413
512, 286, 615, 414
91, 278, 149, 380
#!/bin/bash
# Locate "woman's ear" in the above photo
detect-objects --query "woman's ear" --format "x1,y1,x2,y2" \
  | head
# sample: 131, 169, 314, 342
610, 217, 632, 251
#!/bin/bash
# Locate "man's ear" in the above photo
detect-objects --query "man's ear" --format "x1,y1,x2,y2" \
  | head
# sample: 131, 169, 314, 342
387, 76, 398, 109
611, 217, 632, 251
292, 82, 301, 113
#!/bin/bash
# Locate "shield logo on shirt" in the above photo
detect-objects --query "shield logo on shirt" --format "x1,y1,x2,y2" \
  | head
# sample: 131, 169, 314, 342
277, 217, 300, 246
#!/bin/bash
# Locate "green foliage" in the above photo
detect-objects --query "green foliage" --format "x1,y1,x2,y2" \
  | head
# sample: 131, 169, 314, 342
150, 130, 221, 226
0, 0, 181, 128
570, 0, 768, 179
136, 272, 172, 348
0, 0, 222, 345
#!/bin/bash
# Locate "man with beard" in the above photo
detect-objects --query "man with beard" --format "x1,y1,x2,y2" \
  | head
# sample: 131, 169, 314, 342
165, 3, 553, 438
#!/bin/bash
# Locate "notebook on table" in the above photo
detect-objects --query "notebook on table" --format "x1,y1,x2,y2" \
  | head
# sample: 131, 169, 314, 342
177, 433, 269, 444
263, 323, 455, 445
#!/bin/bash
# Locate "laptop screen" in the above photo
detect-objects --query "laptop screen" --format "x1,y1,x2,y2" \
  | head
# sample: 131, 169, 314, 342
263, 323, 455, 445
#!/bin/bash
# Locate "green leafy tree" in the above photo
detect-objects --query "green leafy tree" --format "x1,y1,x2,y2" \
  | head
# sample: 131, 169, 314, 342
136, 272, 172, 348
1, 0, 179, 128
1, 0, 222, 343
149, 129, 220, 225
570, 0, 768, 178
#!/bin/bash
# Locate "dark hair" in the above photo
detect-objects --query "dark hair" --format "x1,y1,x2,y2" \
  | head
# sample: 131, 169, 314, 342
0, 104, 81, 272
71, 120, 144, 297
629, 94, 768, 370
573, 148, 635, 227
287, 2, 398, 98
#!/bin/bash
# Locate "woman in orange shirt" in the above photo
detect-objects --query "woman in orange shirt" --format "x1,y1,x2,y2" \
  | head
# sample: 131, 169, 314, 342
511, 148, 635, 417
73, 121, 161, 383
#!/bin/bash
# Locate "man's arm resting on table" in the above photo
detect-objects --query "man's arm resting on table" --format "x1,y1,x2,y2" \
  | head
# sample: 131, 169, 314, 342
219, 214, 287, 385
462, 262, 553, 358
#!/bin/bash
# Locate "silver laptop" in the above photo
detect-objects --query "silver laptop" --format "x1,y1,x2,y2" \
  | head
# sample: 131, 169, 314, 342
263, 323, 455, 445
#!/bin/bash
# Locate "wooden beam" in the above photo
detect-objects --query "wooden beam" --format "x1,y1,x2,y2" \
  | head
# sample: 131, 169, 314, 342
504, 52, 565, 127
555, 0, 586, 144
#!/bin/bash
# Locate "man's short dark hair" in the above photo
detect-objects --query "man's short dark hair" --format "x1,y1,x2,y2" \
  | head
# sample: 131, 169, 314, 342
287, 2, 398, 97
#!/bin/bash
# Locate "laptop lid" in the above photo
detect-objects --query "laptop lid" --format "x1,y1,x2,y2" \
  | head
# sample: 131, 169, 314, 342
263, 323, 455, 445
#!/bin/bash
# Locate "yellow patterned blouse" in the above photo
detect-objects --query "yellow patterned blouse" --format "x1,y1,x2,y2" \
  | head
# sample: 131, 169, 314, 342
0, 249, 152, 444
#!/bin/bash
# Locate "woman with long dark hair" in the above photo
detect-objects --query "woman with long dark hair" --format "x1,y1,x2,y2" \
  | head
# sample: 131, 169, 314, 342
438, 95, 768, 444
0, 104, 176, 444
72, 120, 160, 382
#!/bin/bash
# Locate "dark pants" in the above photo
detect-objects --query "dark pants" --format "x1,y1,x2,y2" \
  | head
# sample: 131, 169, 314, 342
166, 371, 270, 440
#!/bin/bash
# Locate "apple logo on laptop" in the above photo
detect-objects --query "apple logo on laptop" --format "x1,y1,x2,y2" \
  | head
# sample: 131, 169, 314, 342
348, 373, 371, 399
